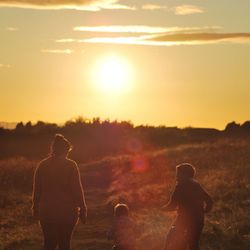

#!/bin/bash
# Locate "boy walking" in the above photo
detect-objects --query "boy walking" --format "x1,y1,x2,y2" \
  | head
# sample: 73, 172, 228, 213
162, 163, 213, 250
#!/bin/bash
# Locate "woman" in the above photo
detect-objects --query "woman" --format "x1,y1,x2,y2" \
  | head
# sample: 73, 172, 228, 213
32, 134, 87, 250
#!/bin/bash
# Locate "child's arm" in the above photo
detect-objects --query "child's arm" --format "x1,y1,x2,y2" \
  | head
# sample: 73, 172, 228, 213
162, 185, 180, 211
162, 200, 177, 211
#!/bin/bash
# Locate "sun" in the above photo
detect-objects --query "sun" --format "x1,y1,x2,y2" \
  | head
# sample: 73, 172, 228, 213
92, 55, 133, 94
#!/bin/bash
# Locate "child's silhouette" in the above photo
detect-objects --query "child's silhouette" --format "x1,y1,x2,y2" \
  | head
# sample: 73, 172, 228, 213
107, 203, 137, 250
162, 163, 213, 250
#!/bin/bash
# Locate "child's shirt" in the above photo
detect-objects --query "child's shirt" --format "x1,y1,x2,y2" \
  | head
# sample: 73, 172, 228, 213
108, 216, 137, 248
169, 179, 213, 224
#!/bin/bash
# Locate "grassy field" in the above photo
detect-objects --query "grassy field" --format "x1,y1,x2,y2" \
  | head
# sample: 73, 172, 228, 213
0, 139, 250, 249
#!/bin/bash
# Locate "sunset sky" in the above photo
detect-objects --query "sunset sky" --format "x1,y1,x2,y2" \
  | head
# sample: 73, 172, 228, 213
1, 0, 250, 129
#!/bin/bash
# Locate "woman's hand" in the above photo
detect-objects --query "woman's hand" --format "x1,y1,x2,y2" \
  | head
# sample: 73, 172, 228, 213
32, 208, 39, 220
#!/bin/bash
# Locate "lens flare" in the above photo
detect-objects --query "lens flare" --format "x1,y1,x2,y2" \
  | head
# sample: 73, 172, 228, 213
131, 155, 148, 173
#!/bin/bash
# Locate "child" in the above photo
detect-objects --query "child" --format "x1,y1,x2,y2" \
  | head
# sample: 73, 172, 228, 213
107, 203, 137, 250
162, 163, 213, 250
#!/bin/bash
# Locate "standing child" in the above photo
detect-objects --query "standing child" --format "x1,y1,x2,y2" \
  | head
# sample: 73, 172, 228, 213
162, 163, 213, 250
107, 203, 137, 250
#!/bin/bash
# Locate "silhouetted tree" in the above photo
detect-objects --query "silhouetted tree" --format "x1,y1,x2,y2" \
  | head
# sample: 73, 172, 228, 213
16, 122, 24, 130
241, 121, 250, 132
225, 121, 241, 133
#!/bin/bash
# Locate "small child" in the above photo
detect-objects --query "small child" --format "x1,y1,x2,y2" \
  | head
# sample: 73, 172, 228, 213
162, 163, 213, 250
107, 203, 137, 250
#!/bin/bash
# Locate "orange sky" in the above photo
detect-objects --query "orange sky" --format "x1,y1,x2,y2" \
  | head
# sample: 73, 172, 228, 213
1, 1, 250, 129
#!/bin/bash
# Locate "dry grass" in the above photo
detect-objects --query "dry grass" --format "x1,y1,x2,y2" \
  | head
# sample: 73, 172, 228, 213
0, 139, 250, 249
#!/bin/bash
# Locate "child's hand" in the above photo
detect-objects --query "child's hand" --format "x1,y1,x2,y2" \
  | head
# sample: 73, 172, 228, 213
79, 208, 87, 224
161, 202, 176, 211
161, 204, 167, 210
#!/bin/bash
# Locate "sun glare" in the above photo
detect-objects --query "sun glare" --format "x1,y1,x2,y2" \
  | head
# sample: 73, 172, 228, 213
92, 55, 133, 94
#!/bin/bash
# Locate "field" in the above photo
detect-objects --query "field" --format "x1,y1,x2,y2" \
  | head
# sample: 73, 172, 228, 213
0, 139, 250, 250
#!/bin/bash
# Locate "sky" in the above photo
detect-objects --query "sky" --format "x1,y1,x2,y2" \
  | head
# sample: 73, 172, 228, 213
0, 0, 250, 129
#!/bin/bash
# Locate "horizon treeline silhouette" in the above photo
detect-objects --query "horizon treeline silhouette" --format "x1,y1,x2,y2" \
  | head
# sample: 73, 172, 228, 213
0, 117, 250, 162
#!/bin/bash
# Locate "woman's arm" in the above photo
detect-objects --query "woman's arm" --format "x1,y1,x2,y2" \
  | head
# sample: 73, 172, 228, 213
200, 185, 213, 213
32, 163, 41, 218
70, 162, 87, 223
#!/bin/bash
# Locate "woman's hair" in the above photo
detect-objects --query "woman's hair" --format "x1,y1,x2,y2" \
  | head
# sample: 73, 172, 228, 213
50, 134, 72, 157
114, 203, 129, 217
176, 163, 196, 179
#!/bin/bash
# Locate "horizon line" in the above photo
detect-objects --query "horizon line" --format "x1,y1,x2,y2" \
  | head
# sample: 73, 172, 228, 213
0, 118, 247, 131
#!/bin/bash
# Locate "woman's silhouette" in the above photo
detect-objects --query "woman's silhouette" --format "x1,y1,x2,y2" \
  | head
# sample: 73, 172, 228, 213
32, 134, 87, 250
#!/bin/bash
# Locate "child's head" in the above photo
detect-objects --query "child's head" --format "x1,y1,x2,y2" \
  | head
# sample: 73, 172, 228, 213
114, 203, 129, 217
176, 163, 196, 181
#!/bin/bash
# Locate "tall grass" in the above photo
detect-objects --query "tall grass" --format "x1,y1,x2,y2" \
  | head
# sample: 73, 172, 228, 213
0, 139, 250, 249
107, 139, 250, 249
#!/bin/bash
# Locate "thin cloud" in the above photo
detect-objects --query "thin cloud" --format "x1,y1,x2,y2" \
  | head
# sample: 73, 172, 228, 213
150, 33, 250, 42
80, 33, 250, 46
5, 26, 18, 31
57, 26, 229, 46
41, 49, 73, 54
141, 4, 168, 11
0, 0, 135, 11
73, 25, 221, 34
0, 63, 11, 68
74, 25, 175, 34
141, 4, 204, 15
56, 38, 76, 43
174, 5, 204, 15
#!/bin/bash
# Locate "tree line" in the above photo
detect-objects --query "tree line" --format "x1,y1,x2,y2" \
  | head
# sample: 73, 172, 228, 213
0, 117, 250, 162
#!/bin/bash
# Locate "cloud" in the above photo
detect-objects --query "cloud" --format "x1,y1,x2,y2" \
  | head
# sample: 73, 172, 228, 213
74, 25, 178, 34
141, 4, 168, 11
149, 33, 250, 42
0, 0, 135, 11
0, 63, 11, 68
173, 5, 204, 15
73, 25, 221, 34
5, 26, 18, 31
141, 4, 204, 15
41, 49, 73, 54
56, 38, 76, 43
77, 32, 250, 46
56, 25, 250, 46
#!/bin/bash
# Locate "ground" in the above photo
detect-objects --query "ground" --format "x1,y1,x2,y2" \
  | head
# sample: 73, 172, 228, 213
1, 139, 250, 249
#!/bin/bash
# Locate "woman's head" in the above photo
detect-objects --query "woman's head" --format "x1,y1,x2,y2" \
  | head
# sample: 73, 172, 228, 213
176, 163, 196, 181
50, 134, 72, 157
114, 203, 129, 217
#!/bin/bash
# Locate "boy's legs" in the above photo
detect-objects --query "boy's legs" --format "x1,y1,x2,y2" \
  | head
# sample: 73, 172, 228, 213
163, 225, 187, 250
186, 223, 203, 250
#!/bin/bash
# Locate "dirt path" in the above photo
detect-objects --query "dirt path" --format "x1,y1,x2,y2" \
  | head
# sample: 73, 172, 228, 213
71, 163, 114, 249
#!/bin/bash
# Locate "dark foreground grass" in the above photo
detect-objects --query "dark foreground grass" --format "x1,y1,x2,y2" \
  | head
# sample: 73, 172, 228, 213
0, 139, 250, 249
